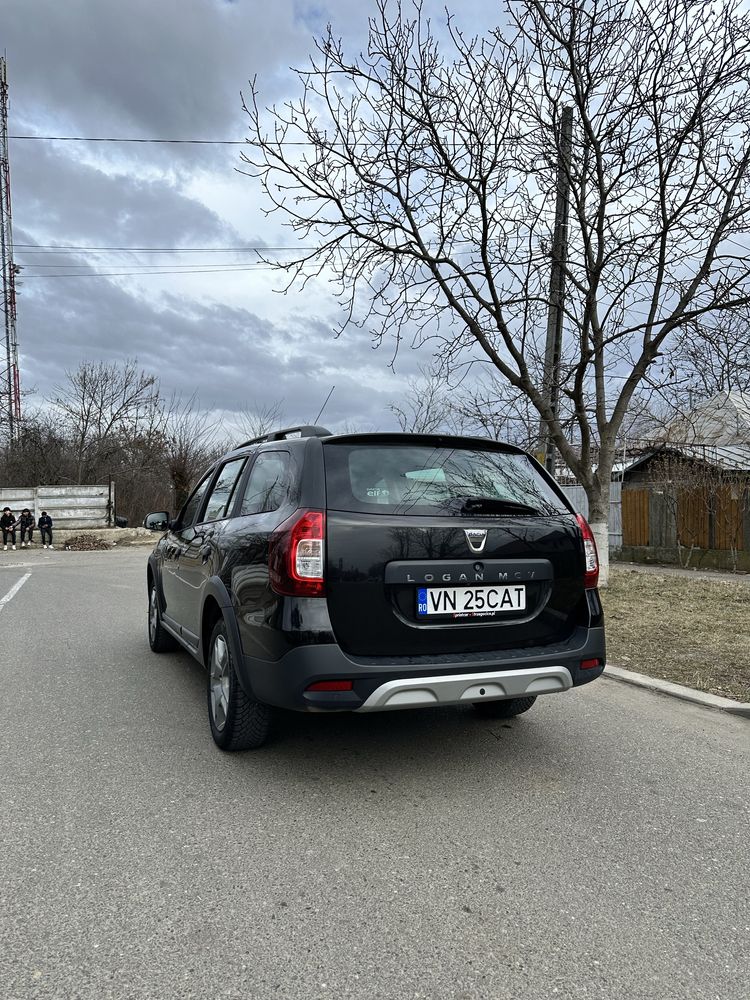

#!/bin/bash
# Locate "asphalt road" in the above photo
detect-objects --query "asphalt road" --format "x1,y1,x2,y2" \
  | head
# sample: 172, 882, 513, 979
1, 549, 748, 1000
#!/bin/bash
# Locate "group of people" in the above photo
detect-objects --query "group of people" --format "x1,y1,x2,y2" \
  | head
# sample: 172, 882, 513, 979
0, 507, 54, 551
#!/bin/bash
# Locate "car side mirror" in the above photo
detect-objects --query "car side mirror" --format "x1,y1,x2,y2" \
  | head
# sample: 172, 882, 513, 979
143, 511, 170, 532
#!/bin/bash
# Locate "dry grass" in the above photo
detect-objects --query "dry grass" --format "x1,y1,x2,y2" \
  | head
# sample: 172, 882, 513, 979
601, 568, 750, 703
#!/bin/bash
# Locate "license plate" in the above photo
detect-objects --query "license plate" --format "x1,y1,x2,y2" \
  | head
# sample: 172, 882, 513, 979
417, 584, 526, 618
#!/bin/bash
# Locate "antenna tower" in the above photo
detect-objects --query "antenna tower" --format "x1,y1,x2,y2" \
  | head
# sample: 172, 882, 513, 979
0, 56, 21, 442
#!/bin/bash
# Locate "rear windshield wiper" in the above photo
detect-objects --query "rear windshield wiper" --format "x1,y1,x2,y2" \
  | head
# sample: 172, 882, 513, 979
459, 496, 541, 516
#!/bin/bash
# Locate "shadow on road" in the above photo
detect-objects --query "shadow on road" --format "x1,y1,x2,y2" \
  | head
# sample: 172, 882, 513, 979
142, 641, 577, 802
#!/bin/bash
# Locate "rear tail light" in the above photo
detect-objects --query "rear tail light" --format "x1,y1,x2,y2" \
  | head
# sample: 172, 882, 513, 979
580, 658, 602, 670
269, 509, 326, 597
575, 513, 599, 589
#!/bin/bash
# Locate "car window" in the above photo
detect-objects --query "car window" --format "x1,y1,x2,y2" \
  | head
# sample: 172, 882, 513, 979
240, 451, 291, 515
323, 443, 568, 516
202, 458, 246, 523
179, 471, 214, 528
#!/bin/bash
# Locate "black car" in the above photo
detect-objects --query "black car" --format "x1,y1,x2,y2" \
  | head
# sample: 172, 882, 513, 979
144, 426, 605, 750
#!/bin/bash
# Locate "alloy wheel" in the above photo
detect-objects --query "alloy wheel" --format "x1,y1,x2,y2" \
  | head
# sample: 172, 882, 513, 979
149, 588, 158, 643
209, 633, 231, 732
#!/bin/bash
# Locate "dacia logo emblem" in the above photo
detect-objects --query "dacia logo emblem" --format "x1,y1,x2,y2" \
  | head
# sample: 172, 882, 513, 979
464, 529, 487, 554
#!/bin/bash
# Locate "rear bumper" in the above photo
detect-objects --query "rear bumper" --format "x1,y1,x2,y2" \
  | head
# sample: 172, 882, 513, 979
357, 665, 572, 712
239, 625, 605, 712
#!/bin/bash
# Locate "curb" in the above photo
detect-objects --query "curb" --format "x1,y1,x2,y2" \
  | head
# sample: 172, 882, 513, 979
603, 664, 750, 718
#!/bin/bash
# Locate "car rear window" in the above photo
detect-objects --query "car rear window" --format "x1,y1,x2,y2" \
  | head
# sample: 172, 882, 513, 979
323, 443, 569, 516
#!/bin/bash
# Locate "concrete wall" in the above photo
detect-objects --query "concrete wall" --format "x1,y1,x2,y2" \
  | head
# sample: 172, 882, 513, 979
0, 485, 114, 529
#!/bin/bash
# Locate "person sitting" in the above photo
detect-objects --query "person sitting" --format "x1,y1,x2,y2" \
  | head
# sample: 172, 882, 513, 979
18, 508, 35, 548
38, 511, 54, 549
1, 506, 17, 551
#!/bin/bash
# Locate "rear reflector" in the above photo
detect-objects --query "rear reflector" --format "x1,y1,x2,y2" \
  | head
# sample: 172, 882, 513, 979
580, 658, 602, 670
306, 680, 354, 692
575, 513, 600, 589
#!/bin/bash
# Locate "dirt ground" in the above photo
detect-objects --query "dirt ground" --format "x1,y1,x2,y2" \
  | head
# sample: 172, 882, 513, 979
602, 567, 750, 703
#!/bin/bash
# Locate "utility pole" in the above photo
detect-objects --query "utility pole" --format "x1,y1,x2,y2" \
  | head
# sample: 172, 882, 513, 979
537, 105, 573, 477
0, 55, 21, 446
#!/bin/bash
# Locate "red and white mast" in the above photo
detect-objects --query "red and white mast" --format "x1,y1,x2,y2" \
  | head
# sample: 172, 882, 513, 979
0, 55, 21, 441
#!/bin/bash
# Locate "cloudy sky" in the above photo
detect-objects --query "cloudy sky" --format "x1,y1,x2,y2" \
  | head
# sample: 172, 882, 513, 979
3, 0, 501, 432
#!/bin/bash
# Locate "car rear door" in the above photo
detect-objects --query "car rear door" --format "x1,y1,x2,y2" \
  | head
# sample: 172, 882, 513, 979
322, 437, 585, 658
175, 457, 248, 645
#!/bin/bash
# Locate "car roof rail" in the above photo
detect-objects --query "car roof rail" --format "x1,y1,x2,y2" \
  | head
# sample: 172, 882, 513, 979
236, 424, 332, 448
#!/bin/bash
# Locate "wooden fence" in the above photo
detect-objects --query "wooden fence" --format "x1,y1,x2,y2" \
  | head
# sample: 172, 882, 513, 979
622, 489, 650, 547
622, 484, 747, 551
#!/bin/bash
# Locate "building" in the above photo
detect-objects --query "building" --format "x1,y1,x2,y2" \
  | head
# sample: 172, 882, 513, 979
620, 392, 750, 570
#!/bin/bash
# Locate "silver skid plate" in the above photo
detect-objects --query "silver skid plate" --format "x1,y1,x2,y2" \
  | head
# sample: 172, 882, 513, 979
356, 665, 573, 712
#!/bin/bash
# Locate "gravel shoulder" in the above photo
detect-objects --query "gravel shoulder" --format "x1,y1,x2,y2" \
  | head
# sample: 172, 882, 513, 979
602, 566, 750, 703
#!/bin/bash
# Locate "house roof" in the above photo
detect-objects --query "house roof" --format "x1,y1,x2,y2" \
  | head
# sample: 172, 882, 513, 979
620, 393, 750, 475
664, 391, 750, 446
661, 443, 750, 471
622, 443, 750, 474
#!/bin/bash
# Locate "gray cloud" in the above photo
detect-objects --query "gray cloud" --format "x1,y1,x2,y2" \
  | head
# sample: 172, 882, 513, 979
13, 142, 239, 247
5, 0, 318, 139
6, 0, 477, 434
17, 272, 410, 429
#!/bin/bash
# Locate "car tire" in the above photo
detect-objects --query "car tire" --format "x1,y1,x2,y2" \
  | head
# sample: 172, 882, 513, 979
148, 583, 178, 653
472, 695, 537, 719
207, 619, 272, 751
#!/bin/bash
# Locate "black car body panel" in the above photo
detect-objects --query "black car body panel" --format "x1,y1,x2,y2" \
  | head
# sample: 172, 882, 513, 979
324, 511, 584, 657
240, 625, 605, 711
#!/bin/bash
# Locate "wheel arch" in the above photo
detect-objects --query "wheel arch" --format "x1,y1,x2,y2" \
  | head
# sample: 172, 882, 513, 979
199, 578, 254, 697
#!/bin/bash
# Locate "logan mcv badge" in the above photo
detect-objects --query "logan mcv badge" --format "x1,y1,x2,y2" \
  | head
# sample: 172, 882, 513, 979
464, 528, 488, 554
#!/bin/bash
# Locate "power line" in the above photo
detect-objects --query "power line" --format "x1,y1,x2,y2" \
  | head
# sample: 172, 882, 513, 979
16, 243, 301, 252
21, 261, 284, 269
16, 235, 749, 255
8, 134, 333, 147
21, 264, 284, 278
10, 135, 248, 145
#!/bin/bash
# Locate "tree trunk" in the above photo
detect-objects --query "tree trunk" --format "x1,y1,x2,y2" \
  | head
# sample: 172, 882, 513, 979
585, 478, 611, 588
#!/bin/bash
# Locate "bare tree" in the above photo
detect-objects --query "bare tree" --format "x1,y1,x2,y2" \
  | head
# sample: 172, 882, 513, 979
234, 399, 284, 444
447, 377, 557, 452
245, 0, 750, 581
49, 360, 161, 484
0, 363, 229, 523
670, 314, 750, 400
389, 365, 543, 445
613, 311, 750, 448
162, 393, 224, 510
0, 407, 70, 486
389, 365, 463, 434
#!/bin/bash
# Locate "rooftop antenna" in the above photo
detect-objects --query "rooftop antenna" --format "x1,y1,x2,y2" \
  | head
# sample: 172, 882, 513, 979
312, 384, 335, 425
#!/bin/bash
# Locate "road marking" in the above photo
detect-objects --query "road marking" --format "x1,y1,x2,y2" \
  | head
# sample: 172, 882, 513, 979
0, 573, 31, 612
1, 561, 60, 570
